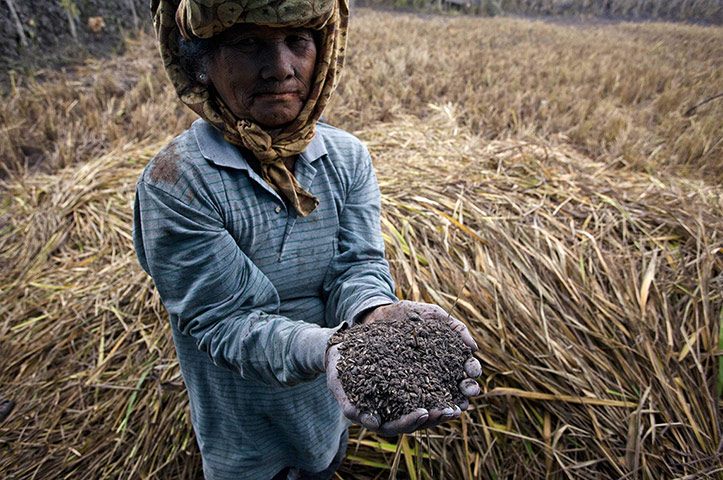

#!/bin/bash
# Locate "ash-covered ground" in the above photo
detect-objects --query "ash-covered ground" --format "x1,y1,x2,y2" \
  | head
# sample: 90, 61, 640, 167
1, 0, 148, 82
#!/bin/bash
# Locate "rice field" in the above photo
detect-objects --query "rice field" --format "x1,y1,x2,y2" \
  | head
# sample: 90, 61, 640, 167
377, 0, 723, 24
331, 12, 723, 180
494, 0, 723, 23
3, 11, 722, 182
1, 8, 722, 480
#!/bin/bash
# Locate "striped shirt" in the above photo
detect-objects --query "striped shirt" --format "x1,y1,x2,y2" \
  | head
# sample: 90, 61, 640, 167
132, 119, 397, 479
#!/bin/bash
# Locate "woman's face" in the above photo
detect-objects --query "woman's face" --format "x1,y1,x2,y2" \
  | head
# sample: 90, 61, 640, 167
205, 25, 318, 128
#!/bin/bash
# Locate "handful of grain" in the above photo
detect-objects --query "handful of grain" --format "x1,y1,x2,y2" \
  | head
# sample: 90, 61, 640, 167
329, 314, 471, 423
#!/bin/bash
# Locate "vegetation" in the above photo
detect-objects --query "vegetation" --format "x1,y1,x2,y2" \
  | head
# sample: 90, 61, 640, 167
496, 0, 722, 23
359, 0, 723, 24
498, 0, 721, 17
332, 12, 723, 181
3, 13, 721, 181
1, 9, 721, 480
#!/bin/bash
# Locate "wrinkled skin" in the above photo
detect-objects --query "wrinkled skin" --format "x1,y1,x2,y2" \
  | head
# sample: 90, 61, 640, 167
200, 24, 317, 128
326, 300, 482, 436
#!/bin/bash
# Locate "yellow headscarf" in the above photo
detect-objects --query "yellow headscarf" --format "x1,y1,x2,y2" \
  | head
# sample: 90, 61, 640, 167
151, 0, 349, 216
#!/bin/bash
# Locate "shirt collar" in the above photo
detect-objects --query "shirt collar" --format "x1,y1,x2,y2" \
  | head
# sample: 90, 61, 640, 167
193, 119, 328, 170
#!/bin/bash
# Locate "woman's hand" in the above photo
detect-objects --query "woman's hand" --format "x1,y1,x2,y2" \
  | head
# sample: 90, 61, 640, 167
326, 300, 482, 435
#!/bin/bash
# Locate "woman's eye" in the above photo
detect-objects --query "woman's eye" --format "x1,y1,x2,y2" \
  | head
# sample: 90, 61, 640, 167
235, 37, 257, 47
220, 36, 257, 48
286, 35, 312, 48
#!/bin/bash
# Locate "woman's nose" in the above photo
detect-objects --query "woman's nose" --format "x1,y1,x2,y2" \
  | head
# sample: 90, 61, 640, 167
260, 44, 295, 81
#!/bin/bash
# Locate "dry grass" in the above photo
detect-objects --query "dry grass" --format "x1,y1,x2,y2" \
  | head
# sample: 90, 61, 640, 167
362, 106, 722, 478
1, 9, 722, 480
331, 12, 723, 181
0, 35, 195, 178
495, 0, 723, 23
2, 13, 722, 182
0, 142, 203, 479
364, 0, 723, 24
1, 105, 720, 479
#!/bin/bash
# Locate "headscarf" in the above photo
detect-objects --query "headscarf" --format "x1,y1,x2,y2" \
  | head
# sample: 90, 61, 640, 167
151, 0, 349, 216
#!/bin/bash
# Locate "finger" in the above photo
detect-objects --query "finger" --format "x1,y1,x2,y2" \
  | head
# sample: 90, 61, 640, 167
325, 353, 345, 402
426, 406, 458, 428
441, 406, 459, 422
325, 343, 341, 370
427, 303, 448, 318
459, 378, 481, 398
342, 403, 362, 423
448, 317, 478, 351
359, 412, 381, 431
378, 408, 429, 436
439, 407, 456, 423
361, 303, 394, 324
334, 392, 366, 426
464, 357, 482, 378
416, 406, 448, 429
413, 302, 446, 320
334, 390, 362, 423
425, 407, 445, 425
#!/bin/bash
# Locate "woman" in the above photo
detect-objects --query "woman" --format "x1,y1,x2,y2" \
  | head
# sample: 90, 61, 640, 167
133, 1, 481, 478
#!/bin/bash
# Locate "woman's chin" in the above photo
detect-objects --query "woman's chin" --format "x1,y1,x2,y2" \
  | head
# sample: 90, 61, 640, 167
250, 101, 304, 129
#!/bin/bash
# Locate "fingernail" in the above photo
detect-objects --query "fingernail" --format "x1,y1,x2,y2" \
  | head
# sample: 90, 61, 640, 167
416, 413, 429, 426
361, 413, 380, 430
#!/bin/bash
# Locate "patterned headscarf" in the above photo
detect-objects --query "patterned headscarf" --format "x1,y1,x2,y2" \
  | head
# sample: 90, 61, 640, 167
151, 0, 349, 216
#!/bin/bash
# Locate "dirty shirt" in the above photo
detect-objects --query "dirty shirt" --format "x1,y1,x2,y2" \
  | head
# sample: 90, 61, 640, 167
132, 119, 396, 480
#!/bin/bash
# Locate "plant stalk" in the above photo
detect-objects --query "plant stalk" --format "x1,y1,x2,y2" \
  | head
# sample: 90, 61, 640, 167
5, 0, 28, 47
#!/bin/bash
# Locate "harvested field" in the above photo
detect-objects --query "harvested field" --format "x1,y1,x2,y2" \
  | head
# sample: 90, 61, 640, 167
494, 0, 723, 24
363, 0, 723, 24
2, 12, 722, 181
1, 8, 722, 480
332, 12, 723, 181
1, 106, 720, 479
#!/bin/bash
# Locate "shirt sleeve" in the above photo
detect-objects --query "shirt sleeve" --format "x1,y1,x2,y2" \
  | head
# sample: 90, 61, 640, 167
322, 147, 398, 327
133, 180, 335, 387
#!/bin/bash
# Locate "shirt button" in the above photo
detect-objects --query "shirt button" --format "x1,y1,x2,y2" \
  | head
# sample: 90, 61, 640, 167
274, 205, 282, 214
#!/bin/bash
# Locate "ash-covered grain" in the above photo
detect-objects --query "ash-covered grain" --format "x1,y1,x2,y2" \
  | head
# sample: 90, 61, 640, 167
330, 315, 472, 423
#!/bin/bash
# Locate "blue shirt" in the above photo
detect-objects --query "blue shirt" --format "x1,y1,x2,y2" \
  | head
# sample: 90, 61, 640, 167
132, 119, 396, 479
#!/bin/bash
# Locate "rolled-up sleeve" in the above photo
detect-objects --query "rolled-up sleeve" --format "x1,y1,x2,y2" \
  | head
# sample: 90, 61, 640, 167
133, 181, 333, 386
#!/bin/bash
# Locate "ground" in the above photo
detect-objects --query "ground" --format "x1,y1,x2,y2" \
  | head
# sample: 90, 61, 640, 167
0, 0, 148, 81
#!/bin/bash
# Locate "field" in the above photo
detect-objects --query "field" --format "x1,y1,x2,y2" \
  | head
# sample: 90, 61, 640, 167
376, 0, 723, 24
3, 12, 722, 181
493, 0, 723, 20
1, 9, 722, 480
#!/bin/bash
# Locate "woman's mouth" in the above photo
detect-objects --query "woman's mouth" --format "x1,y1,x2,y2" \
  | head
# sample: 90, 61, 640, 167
255, 92, 301, 101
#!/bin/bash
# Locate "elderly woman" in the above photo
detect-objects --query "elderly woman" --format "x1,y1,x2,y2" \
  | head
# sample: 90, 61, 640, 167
133, 0, 481, 478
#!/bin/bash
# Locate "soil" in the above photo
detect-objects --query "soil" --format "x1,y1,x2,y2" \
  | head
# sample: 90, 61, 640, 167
0, 0, 149, 82
331, 315, 471, 423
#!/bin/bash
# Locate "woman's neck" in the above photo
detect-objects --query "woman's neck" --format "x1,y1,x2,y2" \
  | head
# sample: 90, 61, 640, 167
238, 146, 297, 176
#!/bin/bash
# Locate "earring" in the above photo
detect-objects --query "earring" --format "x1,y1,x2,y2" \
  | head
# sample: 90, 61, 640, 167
198, 73, 207, 82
